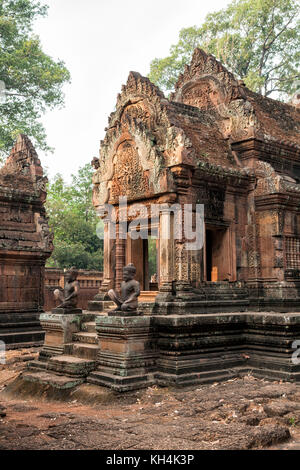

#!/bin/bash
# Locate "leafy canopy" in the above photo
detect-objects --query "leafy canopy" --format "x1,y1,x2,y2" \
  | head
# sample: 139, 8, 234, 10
0, 0, 70, 159
46, 164, 103, 270
149, 0, 300, 99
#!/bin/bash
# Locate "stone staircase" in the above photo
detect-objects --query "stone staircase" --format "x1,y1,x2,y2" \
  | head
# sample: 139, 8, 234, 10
24, 308, 111, 389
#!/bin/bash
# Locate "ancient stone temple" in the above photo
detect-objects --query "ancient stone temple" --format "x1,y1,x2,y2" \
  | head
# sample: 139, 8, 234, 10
0, 135, 53, 348
93, 48, 300, 312
88, 48, 300, 386
24, 49, 300, 392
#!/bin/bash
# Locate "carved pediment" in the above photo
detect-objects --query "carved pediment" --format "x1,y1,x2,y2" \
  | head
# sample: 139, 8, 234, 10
171, 48, 260, 141
175, 76, 227, 111
120, 101, 152, 128
0, 134, 47, 197
110, 140, 150, 202
172, 48, 244, 103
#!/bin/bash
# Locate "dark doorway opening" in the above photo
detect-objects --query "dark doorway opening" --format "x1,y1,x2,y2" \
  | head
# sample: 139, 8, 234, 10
127, 226, 159, 291
206, 229, 213, 281
205, 227, 231, 282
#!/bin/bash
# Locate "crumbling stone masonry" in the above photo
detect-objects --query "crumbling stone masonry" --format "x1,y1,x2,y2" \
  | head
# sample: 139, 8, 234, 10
0, 135, 53, 348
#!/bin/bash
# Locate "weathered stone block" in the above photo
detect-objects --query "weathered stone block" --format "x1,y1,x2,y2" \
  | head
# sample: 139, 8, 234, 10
87, 315, 157, 392
38, 312, 83, 361
47, 355, 96, 378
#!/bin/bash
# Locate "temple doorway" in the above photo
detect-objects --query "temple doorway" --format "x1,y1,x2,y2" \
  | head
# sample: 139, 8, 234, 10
148, 236, 159, 290
126, 228, 159, 291
205, 227, 233, 281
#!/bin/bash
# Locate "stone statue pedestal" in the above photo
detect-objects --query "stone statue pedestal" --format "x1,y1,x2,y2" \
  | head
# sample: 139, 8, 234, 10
87, 315, 157, 392
38, 311, 83, 361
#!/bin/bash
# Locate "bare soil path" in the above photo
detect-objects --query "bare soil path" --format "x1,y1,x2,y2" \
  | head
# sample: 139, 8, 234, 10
1, 348, 300, 450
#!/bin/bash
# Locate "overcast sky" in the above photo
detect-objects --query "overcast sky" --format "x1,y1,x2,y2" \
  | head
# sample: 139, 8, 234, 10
34, 0, 231, 181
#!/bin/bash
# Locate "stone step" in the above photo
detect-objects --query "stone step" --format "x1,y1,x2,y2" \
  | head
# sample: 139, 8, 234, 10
73, 332, 98, 344
22, 371, 84, 389
139, 291, 158, 303
48, 355, 96, 377
0, 330, 44, 349
81, 321, 96, 333
27, 360, 48, 372
4, 340, 44, 350
87, 370, 155, 392
71, 342, 99, 360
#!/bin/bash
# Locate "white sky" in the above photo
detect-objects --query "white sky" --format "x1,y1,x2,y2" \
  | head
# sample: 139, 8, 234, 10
34, 0, 231, 181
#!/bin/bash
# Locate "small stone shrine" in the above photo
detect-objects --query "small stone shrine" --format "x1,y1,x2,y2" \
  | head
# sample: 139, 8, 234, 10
0, 135, 53, 348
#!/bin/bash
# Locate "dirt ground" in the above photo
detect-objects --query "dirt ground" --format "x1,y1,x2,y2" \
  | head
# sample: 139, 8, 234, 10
1, 348, 300, 450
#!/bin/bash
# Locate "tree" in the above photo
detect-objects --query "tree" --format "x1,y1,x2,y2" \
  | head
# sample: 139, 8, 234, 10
46, 164, 103, 270
0, 0, 70, 159
149, 0, 300, 99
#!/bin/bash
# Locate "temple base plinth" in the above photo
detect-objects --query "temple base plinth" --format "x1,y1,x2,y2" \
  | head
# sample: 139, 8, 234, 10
87, 314, 157, 392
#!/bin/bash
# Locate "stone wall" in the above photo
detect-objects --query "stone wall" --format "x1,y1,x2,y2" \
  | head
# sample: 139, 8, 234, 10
44, 268, 103, 311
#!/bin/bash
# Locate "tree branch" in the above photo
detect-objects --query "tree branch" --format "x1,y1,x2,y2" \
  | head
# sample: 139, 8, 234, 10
265, 14, 296, 51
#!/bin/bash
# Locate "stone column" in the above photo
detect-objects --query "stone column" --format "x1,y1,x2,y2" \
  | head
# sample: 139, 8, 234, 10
156, 205, 175, 302
94, 220, 115, 300
174, 203, 195, 299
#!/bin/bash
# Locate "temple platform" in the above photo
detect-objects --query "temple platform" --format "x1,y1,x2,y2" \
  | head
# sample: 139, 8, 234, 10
20, 306, 300, 393
0, 312, 44, 349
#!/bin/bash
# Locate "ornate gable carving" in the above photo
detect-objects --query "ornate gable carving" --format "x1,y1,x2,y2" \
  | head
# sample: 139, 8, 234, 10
171, 48, 259, 142
120, 101, 151, 127
108, 72, 167, 131
178, 77, 226, 110
92, 72, 181, 206
171, 48, 245, 104
110, 140, 150, 202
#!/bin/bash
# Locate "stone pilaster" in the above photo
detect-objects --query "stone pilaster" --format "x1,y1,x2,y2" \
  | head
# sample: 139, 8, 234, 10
115, 223, 126, 294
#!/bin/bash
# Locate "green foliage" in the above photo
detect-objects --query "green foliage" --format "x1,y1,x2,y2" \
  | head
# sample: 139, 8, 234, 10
46, 164, 103, 270
0, 0, 70, 159
149, 0, 300, 99
148, 237, 157, 278
289, 417, 296, 426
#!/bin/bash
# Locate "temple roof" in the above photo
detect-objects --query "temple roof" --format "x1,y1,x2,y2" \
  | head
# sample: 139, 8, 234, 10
171, 48, 300, 149
164, 100, 237, 168
100, 48, 299, 178
94, 50, 300, 203
102, 68, 240, 172
245, 88, 300, 147
0, 134, 47, 195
